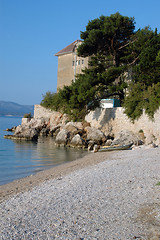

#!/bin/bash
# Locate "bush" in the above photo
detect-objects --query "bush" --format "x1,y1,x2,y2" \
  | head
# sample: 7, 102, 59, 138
23, 112, 32, 118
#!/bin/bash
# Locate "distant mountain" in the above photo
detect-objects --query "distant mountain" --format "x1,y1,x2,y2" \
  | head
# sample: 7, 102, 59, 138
0, 101, 34, 117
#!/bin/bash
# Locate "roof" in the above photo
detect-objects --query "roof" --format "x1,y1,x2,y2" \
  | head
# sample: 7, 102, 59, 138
55, 40, 82, 56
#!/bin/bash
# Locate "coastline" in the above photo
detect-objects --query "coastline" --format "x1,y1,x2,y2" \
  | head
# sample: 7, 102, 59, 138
0, 151, 113, 203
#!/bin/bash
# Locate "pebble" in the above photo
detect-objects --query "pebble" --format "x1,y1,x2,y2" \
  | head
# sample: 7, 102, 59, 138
0, 148, 160, 239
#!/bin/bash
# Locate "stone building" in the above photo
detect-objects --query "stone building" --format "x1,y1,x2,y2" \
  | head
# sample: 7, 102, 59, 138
55, 40, 90, 90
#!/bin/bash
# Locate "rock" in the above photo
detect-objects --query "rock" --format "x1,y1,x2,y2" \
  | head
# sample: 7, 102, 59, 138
63, 122, 79, 135
145, 134, 157, 145
104, 139, 113, 146
87, 140, 95, 151
82, 121, 91, 129
39, 127, 50, 137
55, 129, 69, 146
49, 125, 61, 137
112, 130, 141, 146
69, 134, 86, 148
21, 118, 31, 125
93, 145, 100, 152
85, 127, 107, 144
149, 143, 158, 148
8, 119, 42, 141
49, 112, 69, 128
5, 126, 17, 132
72, 122, 83, 130
4, 128, 39, 141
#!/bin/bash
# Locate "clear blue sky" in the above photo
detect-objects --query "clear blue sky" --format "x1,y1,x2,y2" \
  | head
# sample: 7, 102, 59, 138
0, 0, 160, 105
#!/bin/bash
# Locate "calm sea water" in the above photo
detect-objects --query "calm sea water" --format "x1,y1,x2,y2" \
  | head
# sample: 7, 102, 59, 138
0, 116, 88, 185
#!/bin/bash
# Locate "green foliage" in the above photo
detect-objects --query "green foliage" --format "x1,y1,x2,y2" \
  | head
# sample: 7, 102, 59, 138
78, 12, 135, 67
123, 83, 144, 121
123, 30, 160, 121
156, 50, 160, 62
123, 82, 160, 121
139, 129, 144, 133
23, 112, 32, 118
156, 182, 160, 186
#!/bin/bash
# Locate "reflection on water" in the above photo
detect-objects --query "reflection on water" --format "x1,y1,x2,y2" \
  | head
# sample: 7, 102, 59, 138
0, 137, 88, 185
14, 137, 87, 170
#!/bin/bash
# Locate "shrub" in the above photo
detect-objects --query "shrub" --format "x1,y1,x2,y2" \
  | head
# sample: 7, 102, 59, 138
23, 112, 32, 118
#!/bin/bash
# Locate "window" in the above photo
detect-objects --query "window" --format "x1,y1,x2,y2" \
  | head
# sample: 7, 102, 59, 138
82, 59, 84, 64
72, 61, 75, 66
78, 60, 80, 65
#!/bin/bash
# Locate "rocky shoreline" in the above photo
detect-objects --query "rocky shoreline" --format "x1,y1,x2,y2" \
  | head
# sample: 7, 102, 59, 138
4, 114, 152, 151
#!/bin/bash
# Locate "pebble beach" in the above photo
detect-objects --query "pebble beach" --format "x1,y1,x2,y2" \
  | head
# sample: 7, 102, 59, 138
0, 147, 160, 240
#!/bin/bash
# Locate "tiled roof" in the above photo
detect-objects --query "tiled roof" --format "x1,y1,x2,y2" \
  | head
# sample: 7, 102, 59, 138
55, 40, 82, 56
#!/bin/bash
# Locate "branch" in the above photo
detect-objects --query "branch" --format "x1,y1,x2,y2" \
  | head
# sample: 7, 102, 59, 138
128, 56, 139, 66
118, 38, 138, 50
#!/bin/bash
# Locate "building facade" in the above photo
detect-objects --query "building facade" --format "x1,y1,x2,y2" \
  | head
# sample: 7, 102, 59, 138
55, 40, 89, 90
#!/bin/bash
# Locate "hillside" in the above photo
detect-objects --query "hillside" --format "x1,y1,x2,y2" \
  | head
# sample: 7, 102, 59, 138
0, 101, 34, 117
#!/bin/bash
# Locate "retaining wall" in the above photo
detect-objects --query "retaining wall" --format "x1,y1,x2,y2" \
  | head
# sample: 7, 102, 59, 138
85, 107, 160, 144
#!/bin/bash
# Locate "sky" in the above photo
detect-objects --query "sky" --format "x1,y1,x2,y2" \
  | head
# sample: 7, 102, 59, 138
0, 0, 160, 105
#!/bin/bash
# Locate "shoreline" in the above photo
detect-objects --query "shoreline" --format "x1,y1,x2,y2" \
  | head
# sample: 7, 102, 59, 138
1, 147, 160, 239
0, 150, 113, 203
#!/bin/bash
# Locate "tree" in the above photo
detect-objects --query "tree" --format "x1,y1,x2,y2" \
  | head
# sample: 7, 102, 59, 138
77, 12, 137, 103
123, 29, 160, 120
77, 12, 135, 67
41, 13, 160, 121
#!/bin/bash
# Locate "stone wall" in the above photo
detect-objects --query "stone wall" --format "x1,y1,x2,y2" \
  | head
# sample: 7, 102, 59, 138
34, 105, 54, 120
34, 105, 68, 127
85, 107, 160, 145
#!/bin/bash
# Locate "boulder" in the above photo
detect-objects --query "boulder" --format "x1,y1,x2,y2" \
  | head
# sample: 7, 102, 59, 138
69, 134, 86, 148
104, 139, 113, 146
72, 122, 83, 130
112, 130, 142, 146
85, 127, 107, 144
63, 122, 79, 135
49, 125, 61, 137
55, 129, 69, 146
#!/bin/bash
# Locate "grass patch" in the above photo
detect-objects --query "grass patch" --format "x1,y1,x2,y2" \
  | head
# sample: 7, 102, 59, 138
156, 182, 160, 186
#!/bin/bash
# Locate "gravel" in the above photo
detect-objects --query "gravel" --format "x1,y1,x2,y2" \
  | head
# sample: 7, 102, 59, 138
0, 147, 160, 240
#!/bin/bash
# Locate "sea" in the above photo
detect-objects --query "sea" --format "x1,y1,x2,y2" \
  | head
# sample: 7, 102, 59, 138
0, 116, 88, 185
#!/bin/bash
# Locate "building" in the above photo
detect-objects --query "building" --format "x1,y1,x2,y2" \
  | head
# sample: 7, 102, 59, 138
55, 40, 90, 90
